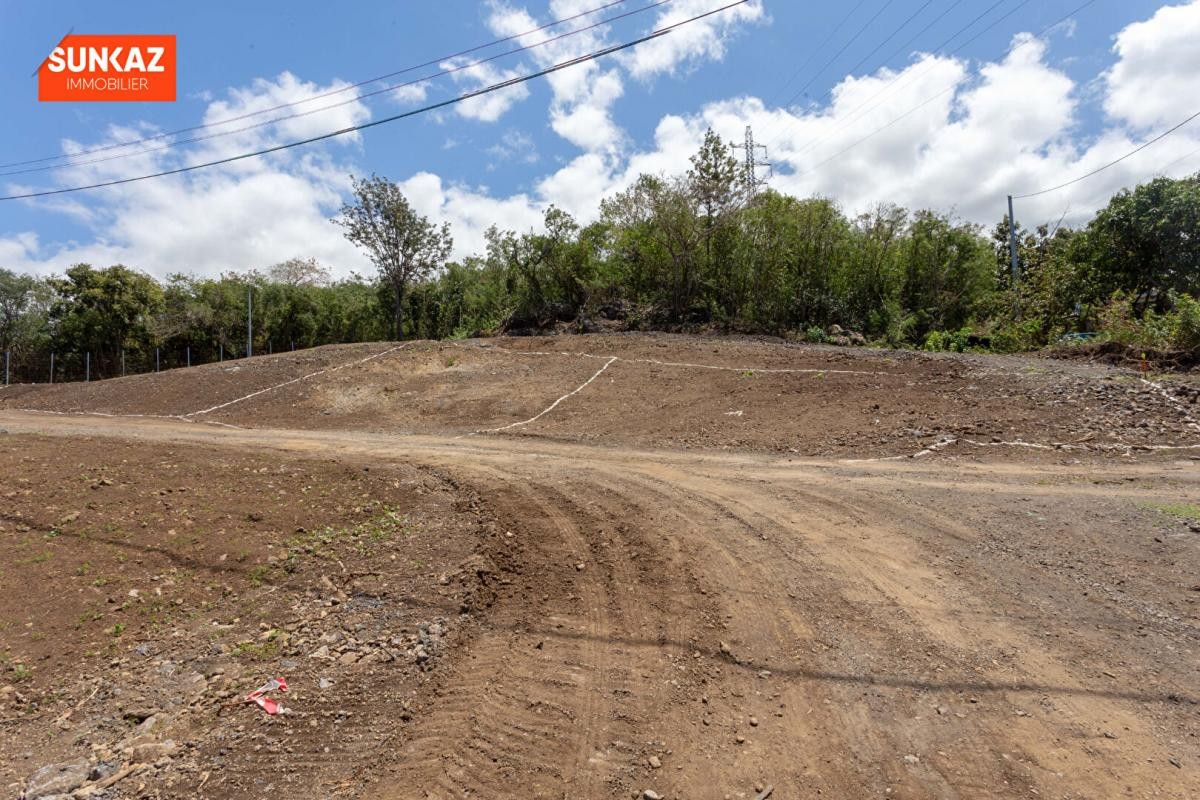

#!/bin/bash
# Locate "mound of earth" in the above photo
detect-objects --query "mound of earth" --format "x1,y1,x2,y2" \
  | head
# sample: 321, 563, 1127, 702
3, 333, 1198, 459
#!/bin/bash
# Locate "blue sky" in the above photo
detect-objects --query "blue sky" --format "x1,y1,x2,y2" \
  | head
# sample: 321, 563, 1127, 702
2, 1, 1198, 277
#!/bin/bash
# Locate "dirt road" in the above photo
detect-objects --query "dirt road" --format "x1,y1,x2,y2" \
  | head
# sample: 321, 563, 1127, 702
2, 408, 1196, 799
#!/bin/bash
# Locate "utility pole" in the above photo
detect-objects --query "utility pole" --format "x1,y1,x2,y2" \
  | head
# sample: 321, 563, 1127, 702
247, 287, 253, 358
732, 125, 771, 198
1007, 195, 1020, 284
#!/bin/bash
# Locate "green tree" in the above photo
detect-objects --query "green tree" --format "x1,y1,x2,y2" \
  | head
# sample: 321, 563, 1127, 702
335, 175, 453, 339
48, 264, 162, 377
1075, 174, 1200, 312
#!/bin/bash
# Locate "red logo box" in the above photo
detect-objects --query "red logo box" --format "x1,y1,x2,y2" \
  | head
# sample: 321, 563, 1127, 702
39, 34, 176, 102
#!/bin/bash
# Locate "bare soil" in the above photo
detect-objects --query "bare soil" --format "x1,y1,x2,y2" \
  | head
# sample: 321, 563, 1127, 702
1, 333, 1197, 799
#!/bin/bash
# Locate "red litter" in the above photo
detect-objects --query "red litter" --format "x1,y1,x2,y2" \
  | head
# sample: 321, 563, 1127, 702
245, 677, 288, 715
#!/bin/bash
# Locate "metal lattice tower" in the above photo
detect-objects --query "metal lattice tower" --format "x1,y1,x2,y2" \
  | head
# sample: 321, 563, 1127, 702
732, 125, 771, 196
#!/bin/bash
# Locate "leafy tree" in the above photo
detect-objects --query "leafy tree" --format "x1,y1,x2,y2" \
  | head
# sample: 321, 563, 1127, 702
0, 268, 36, 353
1075, 175, 1200, 312
688, 129, 743, 319
269, 256, 332, 287
48, 264, 162, 377
335, 175, 453, 339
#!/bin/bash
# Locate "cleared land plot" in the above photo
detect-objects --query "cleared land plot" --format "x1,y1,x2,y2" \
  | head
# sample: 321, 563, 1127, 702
1, 334, 1198, 799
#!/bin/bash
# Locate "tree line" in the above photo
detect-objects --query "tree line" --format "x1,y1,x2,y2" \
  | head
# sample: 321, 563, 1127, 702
2, 129, 1198, 383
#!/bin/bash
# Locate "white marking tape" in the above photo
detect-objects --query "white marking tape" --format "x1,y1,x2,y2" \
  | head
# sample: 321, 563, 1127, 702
846, 436, 1200, 463
13, 408, 191, 422
464, 356, 618, 437
187, 344, 407, 417
487, 346, 891, 376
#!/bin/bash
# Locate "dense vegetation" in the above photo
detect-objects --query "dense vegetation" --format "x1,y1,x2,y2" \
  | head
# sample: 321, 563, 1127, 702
2, 129, 1198, 383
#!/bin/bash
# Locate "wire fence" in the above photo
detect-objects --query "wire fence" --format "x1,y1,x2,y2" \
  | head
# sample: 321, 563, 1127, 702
2, 340, 307, 386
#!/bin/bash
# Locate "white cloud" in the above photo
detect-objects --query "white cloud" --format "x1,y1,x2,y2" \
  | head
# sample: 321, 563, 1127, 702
195, 71, 372, 161
624, 0, 765, 79
1104, 0, 1200, 130
7, 2, 1200, 282
487, 130, 540, 165
3, 73, 374, 278
399, 171, 543, 256
441, 56, 530, 123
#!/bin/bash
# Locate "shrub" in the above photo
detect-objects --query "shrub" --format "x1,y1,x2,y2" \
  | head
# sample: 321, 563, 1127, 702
1169, 293, 1200, 350
922, 327, 971, 352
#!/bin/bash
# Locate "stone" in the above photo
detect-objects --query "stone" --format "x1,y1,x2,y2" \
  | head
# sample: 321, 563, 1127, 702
24, 760, 90, 799
903, 754, 920, 765
130, 740, 178, 762
318, 677, 334, 690
647, 755, 662, 769
643, 791, 662, 800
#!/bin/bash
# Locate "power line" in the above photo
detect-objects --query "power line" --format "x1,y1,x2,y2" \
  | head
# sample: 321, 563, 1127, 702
0, 1, 748, 202
762, 1, 870, 109
1, 0, 641, 170
782, 0, 899, 107
842, 0, 937, 79
760, 0, 950, 146
873, 0, 967, 75
1157, 143, 1200, 176
769, 0, 1012, 154
2, 0, 673, 177
1013, 108, 1200, 198
788, 0, 1093, 175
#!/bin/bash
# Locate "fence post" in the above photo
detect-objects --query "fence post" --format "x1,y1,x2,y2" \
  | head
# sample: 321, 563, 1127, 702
268, 341, 272, 355
4, 349, 9, 386
187, 346, 191, 368
121, 350, 125, 377
156, 348, 160, 373
50, 352, 54, 384
86, 352, 90, 382
219, 342, 224, 362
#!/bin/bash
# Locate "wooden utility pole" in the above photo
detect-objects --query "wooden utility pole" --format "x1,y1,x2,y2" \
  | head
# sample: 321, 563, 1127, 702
247, 287, 253, 358
1007, 195, 1020, 283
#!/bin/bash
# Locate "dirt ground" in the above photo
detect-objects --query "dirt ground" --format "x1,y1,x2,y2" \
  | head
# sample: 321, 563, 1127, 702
0, 333, 1197, 799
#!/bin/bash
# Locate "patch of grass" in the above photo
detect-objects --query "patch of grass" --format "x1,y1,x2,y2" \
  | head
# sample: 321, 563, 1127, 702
1143, 502, 1200, 522
283, 507, 410, 562
247, 564, 272, 586
107, 622, 125, 638
75, 610, 104, 629
232, 629, 286, 661
11, 663, 32, 682
30, 551, 53, 564
445, 356, 459, 368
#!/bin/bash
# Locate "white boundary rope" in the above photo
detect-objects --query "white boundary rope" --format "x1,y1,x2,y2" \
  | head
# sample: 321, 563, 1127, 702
464, 356, 618, 437
845, 435, 1200, 463
186, 344, 406, 418
486, 346, 891, 376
